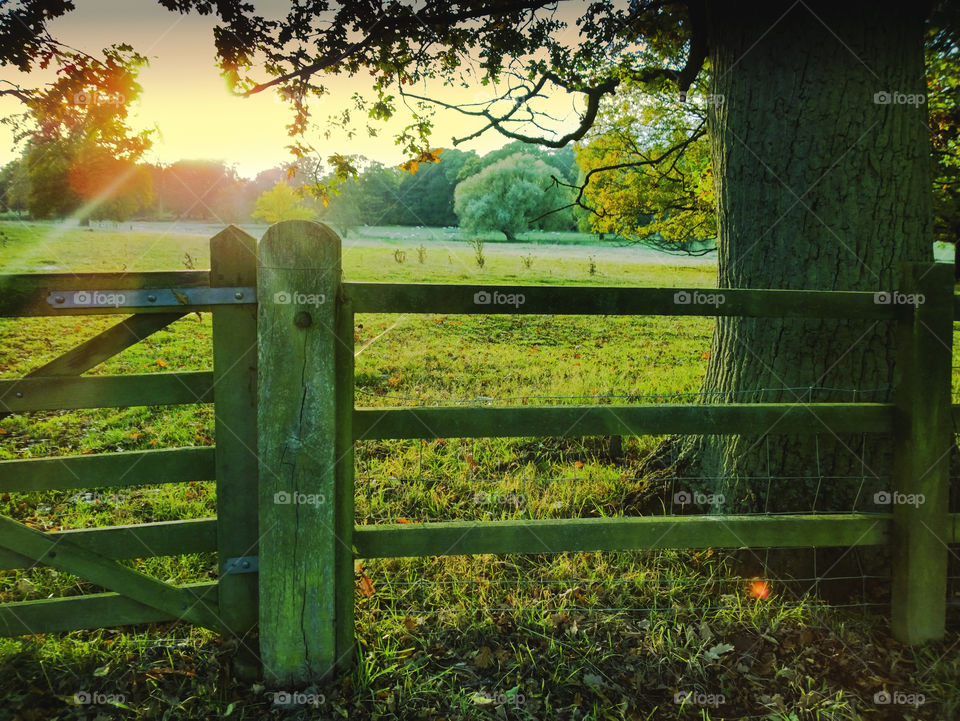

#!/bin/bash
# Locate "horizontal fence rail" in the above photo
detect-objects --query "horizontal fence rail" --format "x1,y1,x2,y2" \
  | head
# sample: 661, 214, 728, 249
355, 514, 960, 557
2, 512, 958, 573
0, 582, 219, 636
4, 275, 936, 320
0, 272, 253, 315
0, 447, 215, 492
0, 519, 217, 570
345, 282, 915, 319
353, 403, 895, 440
353, 514, 893, 557
0, 372, 214, 412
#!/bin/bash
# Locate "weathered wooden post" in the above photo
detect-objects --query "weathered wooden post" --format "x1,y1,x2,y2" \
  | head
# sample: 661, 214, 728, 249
257, 220, 353, 683
890, 262, 953, 643
210, 226, 261, 673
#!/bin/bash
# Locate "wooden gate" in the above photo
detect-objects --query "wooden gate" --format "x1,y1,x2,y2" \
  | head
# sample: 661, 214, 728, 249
0, 226, 259, 642
1, 220, 957, 686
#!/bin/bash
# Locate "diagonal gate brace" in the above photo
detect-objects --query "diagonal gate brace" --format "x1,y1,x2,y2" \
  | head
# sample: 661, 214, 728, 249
0, 515, 228, 634
26, 313, 186, 378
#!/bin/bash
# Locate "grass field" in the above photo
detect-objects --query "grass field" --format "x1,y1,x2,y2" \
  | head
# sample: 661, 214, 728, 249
0, 220, 957, 720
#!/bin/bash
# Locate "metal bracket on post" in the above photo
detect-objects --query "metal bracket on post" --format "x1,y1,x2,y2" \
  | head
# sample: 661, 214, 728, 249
224, 556, 259, 575
45, 287, 256, 309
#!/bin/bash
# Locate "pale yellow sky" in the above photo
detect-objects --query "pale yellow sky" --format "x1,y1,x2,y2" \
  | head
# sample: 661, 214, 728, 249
0, 0, 585, 178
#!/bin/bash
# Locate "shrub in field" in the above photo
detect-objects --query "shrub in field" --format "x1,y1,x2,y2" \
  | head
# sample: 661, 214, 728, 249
454, 153, 569, 242
471, 238, 485, 268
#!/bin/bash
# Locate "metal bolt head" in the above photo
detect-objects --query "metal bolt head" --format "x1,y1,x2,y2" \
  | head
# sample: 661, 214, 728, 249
294, 310, 312, 328
234, 291, 244, 300
54, 296, 65, 304
147, 294, 157, 303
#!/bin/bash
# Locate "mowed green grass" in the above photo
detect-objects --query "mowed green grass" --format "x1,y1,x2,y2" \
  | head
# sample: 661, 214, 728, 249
0, 221, 957, 720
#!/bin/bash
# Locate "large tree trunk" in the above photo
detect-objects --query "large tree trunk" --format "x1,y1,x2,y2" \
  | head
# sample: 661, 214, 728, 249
637, 1, 936, 589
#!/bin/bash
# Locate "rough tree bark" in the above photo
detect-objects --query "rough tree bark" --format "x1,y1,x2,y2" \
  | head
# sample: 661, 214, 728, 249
636, 1, 938, 587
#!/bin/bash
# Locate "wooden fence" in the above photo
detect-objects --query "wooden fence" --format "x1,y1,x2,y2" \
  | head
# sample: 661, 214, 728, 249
0, 220, 958, 684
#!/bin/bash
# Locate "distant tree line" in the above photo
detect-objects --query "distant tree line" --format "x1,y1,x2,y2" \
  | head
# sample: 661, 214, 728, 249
0, 140, 580, 237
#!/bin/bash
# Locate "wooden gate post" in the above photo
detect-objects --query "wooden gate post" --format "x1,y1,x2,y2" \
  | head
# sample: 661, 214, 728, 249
257, 220, 353, 683
891, 262, 953, 644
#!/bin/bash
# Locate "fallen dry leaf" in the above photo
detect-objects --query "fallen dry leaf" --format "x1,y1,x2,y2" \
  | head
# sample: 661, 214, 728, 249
359, 575, 375, 598
472, 646, 493, 669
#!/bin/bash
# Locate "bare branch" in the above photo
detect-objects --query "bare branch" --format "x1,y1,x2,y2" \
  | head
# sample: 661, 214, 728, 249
558, 121, 707, 212
0, 82, 34, 103
241, 0, 558, 97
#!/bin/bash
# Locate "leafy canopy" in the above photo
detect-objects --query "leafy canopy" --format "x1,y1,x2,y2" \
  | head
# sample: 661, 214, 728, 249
573, 83, 713, 253
2, 0, 706, 177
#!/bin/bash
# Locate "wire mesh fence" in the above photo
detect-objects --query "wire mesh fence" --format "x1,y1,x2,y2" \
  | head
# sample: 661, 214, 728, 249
351, 382, 960, 627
